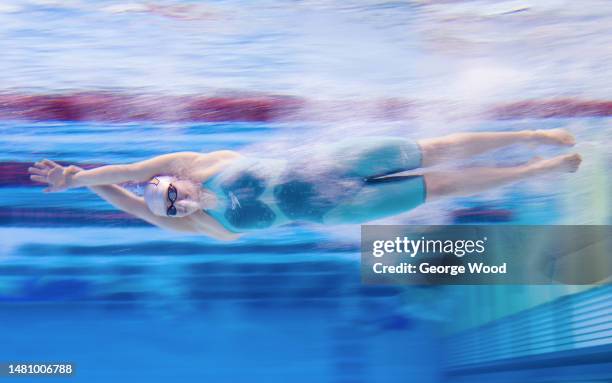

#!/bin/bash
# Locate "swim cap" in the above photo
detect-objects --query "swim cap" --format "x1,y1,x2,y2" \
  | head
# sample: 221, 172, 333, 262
144, 176, 174, 216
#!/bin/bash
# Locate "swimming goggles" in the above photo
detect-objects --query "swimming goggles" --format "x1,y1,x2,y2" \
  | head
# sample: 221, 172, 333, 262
149, 177, 178, 216
167, 183, 178, 216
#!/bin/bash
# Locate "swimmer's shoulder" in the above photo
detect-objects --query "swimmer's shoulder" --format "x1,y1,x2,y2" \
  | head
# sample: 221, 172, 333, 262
185, 150, 242, 164
201, 150, 244, 166
173, 150, 240, 160
207, 150, 242, 160
191, 150, 244, 181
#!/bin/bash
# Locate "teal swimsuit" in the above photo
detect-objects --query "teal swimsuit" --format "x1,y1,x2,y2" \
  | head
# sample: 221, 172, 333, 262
203, 137, 426, 232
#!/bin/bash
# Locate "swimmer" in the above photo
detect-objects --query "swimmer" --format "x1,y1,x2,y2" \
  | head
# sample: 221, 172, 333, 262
29, 129, 581, 240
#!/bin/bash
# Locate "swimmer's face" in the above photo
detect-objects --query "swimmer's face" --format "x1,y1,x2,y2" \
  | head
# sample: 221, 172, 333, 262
144, 176, 201, 218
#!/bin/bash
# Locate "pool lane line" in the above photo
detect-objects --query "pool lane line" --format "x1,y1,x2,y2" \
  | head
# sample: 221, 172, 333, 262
0, 207, 148, 227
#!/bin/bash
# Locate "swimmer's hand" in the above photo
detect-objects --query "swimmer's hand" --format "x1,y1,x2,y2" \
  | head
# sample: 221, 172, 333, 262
29, 160, 82, 192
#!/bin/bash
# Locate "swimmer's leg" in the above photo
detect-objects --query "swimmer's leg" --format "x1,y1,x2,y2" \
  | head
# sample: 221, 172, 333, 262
418, 129, 575, 167
326, 136, 423, 178
424, 153, 581, 201
323, 173, 426, 224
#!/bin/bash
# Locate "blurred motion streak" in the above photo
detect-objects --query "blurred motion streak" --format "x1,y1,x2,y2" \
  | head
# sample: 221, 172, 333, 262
1, 93, 612, 122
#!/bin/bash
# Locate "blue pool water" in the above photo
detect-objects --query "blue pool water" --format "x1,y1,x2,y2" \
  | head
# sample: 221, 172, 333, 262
1, 1, 611, 382
1, 118, 609, 382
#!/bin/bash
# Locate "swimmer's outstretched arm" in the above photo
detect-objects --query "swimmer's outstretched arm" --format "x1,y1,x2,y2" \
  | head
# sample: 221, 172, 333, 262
30, 162, 239, 241
30, 151, 240, 192
29, 152, 211, 192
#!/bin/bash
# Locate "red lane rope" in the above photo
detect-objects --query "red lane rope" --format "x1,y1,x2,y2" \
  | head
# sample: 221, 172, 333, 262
0, 93, 611, 122
0, 93, 304, 123
490, 99, 612, 119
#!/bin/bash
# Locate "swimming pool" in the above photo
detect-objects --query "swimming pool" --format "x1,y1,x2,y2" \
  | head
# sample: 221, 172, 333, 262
1, 1, 611, 382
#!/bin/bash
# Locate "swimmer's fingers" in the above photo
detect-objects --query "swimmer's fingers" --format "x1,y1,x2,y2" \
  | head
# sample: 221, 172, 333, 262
28, 166, 48, 176
31, 160, 75, 192
33, 160, 51, 167
32, 159, 61, 174
42, 159, 60, 168
32, 161, 56, 174
32, 162, 49, 172
30, 174, 48, 184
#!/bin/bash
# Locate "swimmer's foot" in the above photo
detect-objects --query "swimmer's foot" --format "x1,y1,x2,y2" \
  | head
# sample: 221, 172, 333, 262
532, 153, 582, 174
534, 128, 576, 147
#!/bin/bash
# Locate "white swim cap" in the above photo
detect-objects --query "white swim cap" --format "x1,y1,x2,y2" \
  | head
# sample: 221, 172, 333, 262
144, 176, 174, 216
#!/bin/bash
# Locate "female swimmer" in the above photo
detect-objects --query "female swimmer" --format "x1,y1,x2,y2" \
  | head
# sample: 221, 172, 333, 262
29, 129, 580, 240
